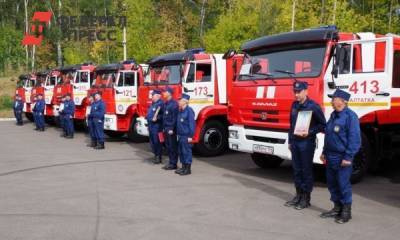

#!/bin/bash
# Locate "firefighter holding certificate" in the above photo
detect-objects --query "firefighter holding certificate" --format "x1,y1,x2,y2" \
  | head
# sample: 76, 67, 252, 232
146, 89, 164, 164
285, 81, 326, 210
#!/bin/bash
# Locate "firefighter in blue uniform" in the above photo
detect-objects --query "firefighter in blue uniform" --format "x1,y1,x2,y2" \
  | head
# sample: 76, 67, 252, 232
58, 95, 66, 137
13, 94, 24, 126
162, 87, 179, 170
175, 93, 196, 176
320, 89, 361, 224
285, 81, 326, 210
32, 95, 38, 129
89, 92, 106, 149
86, 94, 96, 147
146, 89, 164, 164
62, 93, 75, 138
34, 93, 46, 131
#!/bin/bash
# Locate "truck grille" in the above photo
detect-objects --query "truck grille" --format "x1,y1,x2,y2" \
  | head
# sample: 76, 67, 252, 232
252, 110, 279, 123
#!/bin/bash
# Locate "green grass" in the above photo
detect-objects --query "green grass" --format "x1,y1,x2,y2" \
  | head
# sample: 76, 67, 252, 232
0, 76, 18, 118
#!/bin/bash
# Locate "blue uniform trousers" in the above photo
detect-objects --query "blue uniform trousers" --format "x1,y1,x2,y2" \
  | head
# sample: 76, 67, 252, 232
65, 115, 74, 136
148, 123, 162, 157
165, 131, 178, 166
93, 118, 105, 144
178, 136, 192, 164
290, 139, 316, 193
325, 152, 353, 204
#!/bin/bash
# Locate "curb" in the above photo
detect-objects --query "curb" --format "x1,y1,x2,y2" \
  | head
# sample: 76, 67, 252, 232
0, 118, 16, 121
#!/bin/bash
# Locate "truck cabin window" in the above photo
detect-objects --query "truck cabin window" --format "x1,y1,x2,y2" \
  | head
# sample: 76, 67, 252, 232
145, 63, 183, 85
47, 76, 57, 86
238, 43, 326, 80
186, 63, 212, 83
76, 71, 89, 84
117, 72, 136, 87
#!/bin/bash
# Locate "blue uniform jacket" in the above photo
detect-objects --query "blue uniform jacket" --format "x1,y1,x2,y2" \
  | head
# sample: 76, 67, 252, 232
34, 99, 45, 113
288, 98, 326, 144
163, 99, 179, 132
90, 100, 105, 120
323, 107, 361, 161
146, 99, 164, 125
13, 100, 24, 111
177, 106, 196, 137
63, 100, 75, 116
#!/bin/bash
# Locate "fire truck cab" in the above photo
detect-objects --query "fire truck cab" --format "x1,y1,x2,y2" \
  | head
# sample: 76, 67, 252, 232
136, 48, 241, 156
15, 74, 29, 100
87, 60, 147, 141
227, 26, 400, 182
43, 69, 60, 120
24, 71, 47, 121
53, 63, 96, 122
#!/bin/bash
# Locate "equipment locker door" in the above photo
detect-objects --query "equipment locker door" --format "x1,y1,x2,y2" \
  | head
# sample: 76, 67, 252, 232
182, 60, 215, 118
115, 71, 137, 115
74, 70, 91, 106
324, 36, 393, 118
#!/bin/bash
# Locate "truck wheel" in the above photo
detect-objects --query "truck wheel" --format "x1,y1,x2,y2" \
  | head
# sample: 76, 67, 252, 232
351, 134, 370, 184
194, 120, 228, 157
251, 153, 284, 168
127, 118, 147, 143
25, 112, 34, 122
104, 130, 126, 138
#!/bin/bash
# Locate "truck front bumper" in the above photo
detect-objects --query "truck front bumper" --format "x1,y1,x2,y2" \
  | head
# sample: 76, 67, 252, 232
136, 117, 149, 136
228, 125, 324, 164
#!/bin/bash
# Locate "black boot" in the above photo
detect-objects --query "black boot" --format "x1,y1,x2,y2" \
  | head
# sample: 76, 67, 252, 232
335, 204, 352, 224
162, 164, 177, 170
94, 142, 105, 150
284, 187, 302, 207
179, 164, 191, 176
295, 192, 311, 210
320, 202, 342, 218
65, 134, 74, 139
87, 141, 97, 147
153, 155, 162, 164
175, 164, 186, 174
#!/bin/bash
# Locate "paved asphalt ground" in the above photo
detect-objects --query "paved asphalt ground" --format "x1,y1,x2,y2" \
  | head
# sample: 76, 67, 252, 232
0, 120, 399, 240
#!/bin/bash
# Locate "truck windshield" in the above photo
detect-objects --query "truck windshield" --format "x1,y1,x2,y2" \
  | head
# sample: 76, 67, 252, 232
25, 79, 35, 88
94, 71, 118, 88
144, 63, 183, 85
59, 71, 76, 85
238, 43, 327, 80
76, 71, 91, 84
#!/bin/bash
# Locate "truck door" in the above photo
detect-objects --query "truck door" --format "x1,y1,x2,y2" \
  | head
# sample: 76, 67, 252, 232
44, 75, 56, 105
324, 35, 393, 118
115, 71, 137, 115
182, 60, 214, 118
74, 70, 91, 106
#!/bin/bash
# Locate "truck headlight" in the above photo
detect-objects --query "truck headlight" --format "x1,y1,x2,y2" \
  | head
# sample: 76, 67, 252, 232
229, 130, 239, 139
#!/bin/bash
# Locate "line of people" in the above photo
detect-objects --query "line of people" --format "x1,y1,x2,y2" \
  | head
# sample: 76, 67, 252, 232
146, 88, 196, 176
14, 88, 196, 174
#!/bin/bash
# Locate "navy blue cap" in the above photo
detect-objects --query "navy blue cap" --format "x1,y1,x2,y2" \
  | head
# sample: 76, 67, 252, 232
293, 81, 308, 91
180, 93, 190, 101
152, 89, 161, 95
328, 89, 351, 101
94, 91, 102, 96
37, 93, 43, 96
164, 87, 174, 95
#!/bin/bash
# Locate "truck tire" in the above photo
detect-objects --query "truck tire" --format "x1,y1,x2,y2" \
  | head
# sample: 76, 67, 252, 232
350, 133, 370, 184
127, 118, 147, 143
194, 120, 228, 157
25, 112, 34, 122
104, 130, 126, 138
251, 153, 284, 168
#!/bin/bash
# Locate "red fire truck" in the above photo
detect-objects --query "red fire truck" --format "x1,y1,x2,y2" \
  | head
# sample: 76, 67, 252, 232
227, 26, 400, 182
53, 63, 96, 123
87, 60, 147, 141
135, 48, 243, 156
24, 71, 48, 121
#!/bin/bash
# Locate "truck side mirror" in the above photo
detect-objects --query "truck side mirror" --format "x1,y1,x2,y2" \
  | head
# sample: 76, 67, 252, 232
223, 49, 236, 59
